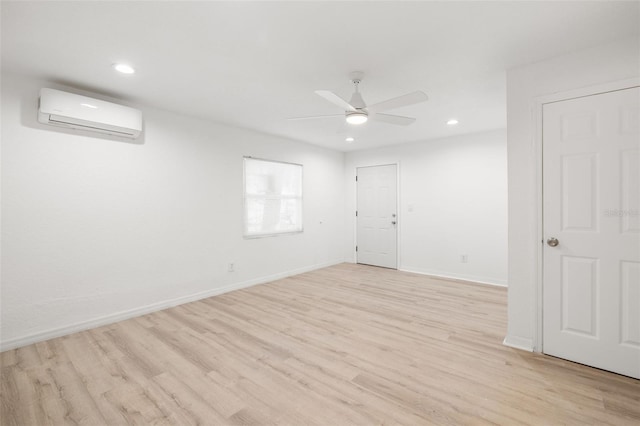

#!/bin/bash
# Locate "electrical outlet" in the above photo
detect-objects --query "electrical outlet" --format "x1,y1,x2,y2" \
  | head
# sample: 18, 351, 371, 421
227, 263, 235, 272
460, 255, 468, 263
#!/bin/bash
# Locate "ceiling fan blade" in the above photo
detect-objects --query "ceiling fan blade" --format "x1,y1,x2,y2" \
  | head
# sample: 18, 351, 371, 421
287, 114, 344, 121
315, 90, 357, 112
367, 91, 428, 113
371, 113, 416, 126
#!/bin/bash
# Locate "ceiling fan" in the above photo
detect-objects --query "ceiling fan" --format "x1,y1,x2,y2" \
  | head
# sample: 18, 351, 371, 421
289, 72, 428, 126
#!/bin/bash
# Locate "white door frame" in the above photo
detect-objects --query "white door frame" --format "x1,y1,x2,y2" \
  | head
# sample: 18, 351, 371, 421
353, 162, 401, 269
532, 77, 640, 352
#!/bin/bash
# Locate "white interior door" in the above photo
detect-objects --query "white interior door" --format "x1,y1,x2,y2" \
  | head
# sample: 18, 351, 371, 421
543, 86, 640, 379
356, 164, 398, 269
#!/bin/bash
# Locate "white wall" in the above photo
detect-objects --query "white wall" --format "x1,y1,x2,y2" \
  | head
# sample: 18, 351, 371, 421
0, 73, 346, 350
505, 37, 640, 351
344, 129, 508, 286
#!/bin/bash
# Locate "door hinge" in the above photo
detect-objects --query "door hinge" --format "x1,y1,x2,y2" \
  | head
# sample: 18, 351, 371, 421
355, 210, 358, 217
356, 246, 358, 252
355, 175, 358, 182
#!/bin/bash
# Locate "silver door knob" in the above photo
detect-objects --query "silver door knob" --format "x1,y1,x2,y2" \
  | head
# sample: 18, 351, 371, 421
547, 237, 559, 247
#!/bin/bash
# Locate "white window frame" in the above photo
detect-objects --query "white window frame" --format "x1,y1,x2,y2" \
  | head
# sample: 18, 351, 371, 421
243, 156, 303, 238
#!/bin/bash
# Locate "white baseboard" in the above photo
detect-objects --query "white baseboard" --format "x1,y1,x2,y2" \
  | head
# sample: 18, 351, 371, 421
399, 267, 508, 288
0, 259, 343, 352
502, 335, 534, 352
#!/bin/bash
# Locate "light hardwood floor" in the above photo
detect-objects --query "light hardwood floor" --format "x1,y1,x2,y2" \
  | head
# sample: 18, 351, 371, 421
2, 263, 639, 425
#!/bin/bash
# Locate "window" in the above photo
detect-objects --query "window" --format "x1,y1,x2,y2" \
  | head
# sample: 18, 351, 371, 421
243, 157, 303, 237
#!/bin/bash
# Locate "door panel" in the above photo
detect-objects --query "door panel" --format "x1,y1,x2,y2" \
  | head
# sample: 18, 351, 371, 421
621, 260, 640, 347
561, 154, 598, 231
621, 150, 640, 233
561, 255, 598, 336
543, 86, 640, 379
356, 165, 397, 269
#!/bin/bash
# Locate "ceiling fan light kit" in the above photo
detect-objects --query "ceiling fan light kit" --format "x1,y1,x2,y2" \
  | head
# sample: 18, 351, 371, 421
290, 72, 428, 128
346, 111, 368, 125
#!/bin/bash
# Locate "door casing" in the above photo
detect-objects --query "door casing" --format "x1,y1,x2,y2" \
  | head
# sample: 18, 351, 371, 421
532, 77, 640, 352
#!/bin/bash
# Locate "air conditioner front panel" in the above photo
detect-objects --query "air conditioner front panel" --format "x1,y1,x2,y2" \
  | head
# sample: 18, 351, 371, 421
38, 88, 142, 138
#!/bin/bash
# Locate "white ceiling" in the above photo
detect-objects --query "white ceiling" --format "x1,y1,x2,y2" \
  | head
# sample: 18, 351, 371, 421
2, 1, 638, 152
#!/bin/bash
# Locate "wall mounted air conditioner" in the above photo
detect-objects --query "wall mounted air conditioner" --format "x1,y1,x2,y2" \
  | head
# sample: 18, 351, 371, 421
38, 88, 142, 139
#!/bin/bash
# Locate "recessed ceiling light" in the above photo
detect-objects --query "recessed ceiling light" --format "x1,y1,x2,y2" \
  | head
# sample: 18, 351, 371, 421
113, 63, 135, 74
447, 119, 459, 125
345, 137, 355, 143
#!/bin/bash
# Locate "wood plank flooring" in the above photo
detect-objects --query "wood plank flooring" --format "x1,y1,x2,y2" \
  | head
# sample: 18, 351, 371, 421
2, 263, 639, 425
